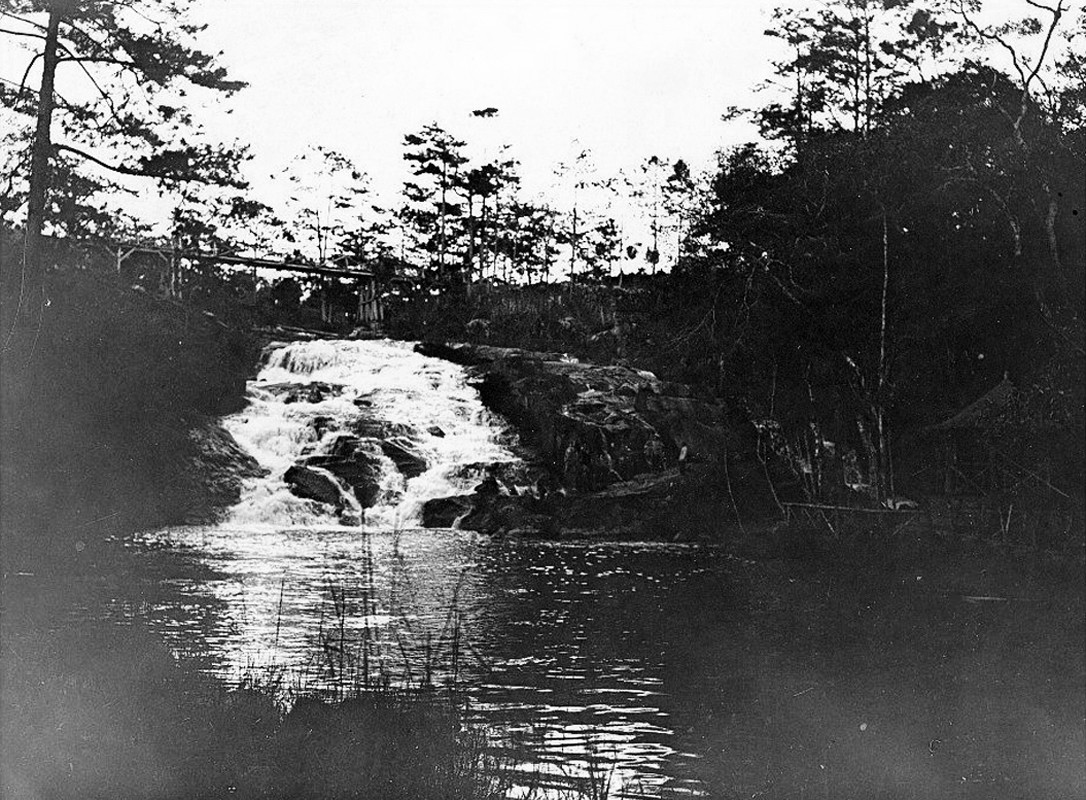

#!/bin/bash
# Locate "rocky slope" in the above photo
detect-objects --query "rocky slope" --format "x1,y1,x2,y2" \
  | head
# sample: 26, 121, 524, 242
415, 342, 769, 539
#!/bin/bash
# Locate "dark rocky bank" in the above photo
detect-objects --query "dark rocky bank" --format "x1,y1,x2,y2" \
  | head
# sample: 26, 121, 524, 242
1, 270, 264, 568
414, 341, 774, 540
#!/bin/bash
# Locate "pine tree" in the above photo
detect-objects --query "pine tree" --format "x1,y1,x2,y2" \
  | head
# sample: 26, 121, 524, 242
280, 146, 368, 264
1, 0, 250, 318
401, 123, 468, 285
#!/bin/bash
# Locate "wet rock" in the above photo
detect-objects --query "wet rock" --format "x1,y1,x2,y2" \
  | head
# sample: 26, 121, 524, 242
351, 418, 416, 441
460, 494, 552, 536
175, 422, 267, 524
415, 341, 773, 540
284, 464, 348, 507
261, 381, 345, 404
325, 433, 363, 458
421, 492, 551, 536
418, 341, 732, 492
310, 415, 336, 440
421, 495, 475, 527
381, 436, 427, 478
303, 437, 388, 507
452, 460, 531, 488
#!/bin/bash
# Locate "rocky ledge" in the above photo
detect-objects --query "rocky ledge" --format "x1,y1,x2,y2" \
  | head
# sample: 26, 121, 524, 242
415, 342, 768, 540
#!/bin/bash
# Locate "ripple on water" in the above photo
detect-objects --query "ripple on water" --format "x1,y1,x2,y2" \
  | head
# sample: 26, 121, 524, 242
121, 341, 770, 797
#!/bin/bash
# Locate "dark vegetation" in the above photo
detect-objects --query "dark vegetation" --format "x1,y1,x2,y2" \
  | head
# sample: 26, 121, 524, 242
1, 592, 516, 800
1, 1, 1083, 798
389, 49, 1086, 551
1, 233, 262, 568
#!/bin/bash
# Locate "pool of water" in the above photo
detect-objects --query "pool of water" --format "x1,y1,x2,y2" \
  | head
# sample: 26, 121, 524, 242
7, 336, 1080, 798
107, 524, 1081, 799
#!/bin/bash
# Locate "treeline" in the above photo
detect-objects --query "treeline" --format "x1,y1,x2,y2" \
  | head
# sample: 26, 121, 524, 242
2, 1, 1083, 529
659, 1, 1085, 511
401, 0, 1085, 537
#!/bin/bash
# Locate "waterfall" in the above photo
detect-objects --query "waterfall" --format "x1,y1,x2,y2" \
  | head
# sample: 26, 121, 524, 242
222, 338, 519, 529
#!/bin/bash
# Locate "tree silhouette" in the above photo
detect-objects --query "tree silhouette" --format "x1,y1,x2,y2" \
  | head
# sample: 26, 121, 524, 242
402, 123, 468, 284
1, 0, 249, 324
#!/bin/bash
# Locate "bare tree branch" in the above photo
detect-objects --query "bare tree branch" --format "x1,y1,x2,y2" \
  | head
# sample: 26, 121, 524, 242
1022, 0, 1064, 94
17, 51, 44, 95
0, 26, 46, 40
956, 0, 1066, 143
1023, 0, 1059, 14
57, 55, 138, 71
0, 11, 46, 31
956, 0, 1028, 85
53, 142, 150, 177
52, 42, 131, 132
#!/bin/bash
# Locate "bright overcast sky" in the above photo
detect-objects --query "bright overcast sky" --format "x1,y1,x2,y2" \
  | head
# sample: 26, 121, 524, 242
194, 0, 782, 205
1, 0, 1048, 244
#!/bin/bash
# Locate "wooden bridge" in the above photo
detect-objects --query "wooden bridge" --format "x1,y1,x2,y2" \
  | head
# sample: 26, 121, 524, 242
105, 239, 410, 328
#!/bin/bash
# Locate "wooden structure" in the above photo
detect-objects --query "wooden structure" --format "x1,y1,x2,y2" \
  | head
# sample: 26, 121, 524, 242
105, 240, 393, 328
781, 501, 922, 538
923, 376, 1028, 495
915, 376, 1078, 545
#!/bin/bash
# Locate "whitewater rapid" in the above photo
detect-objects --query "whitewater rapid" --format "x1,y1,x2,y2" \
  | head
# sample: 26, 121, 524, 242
222, 338, 520, 530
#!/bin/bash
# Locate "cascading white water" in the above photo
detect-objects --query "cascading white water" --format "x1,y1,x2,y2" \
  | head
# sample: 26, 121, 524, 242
223, 338, 520, 529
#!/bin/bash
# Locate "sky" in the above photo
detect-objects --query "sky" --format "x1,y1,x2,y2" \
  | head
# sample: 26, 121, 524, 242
1, 0, 1058, 260
192, 0, 783, 209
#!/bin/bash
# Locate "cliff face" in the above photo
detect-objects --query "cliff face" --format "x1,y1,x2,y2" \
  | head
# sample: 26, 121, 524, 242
415, 342, 771, 539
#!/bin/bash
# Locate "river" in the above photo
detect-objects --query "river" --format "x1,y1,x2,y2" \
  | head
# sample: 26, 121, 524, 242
38, 339, 1084, 799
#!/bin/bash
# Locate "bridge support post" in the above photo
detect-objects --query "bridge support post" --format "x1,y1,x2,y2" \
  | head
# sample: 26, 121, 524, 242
356, 275, 381, 328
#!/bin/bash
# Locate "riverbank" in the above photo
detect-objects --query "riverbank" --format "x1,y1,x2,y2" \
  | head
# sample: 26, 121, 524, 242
1, 581, 510, 800
415, 341, 776, 541
1, 268, 263, 571
410, 340, 1085, 564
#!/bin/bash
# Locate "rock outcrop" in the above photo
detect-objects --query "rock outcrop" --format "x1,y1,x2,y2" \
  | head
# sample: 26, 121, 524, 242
416, 342, 734, 484
416, 342, 765, 539
281, 416, 432, 516
285, 464, 354, 508
175, 421, 267, 525
380, 437, 428, 479
284, 433, 392, 513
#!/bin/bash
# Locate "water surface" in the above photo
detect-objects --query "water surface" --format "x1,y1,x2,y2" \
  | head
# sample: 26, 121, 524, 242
30, 338, 1081, 799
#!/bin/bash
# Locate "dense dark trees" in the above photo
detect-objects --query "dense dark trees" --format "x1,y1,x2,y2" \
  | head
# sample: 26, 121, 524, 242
659, 0, 1083, 505
3, 0, 1080, 512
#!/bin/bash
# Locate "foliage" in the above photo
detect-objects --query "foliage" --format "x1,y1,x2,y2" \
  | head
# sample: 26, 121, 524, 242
1, 0, 250, 235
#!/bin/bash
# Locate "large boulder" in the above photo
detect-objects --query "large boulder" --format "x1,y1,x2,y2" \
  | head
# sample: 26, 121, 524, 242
381, 436, 428, 479
175, 422, 267, 524
421, 491, 552, 536
459, 493, 555, 536
418, 342, 734, 491
421, 495, 475, 527
284, 464, 349, 508
351, 418, 417, 441
286, 434, 392, 509
309, 437, 389, 507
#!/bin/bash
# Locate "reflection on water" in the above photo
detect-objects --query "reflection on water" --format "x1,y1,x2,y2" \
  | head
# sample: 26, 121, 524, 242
90, 339, 1081, 799
136, 526, 737, 796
